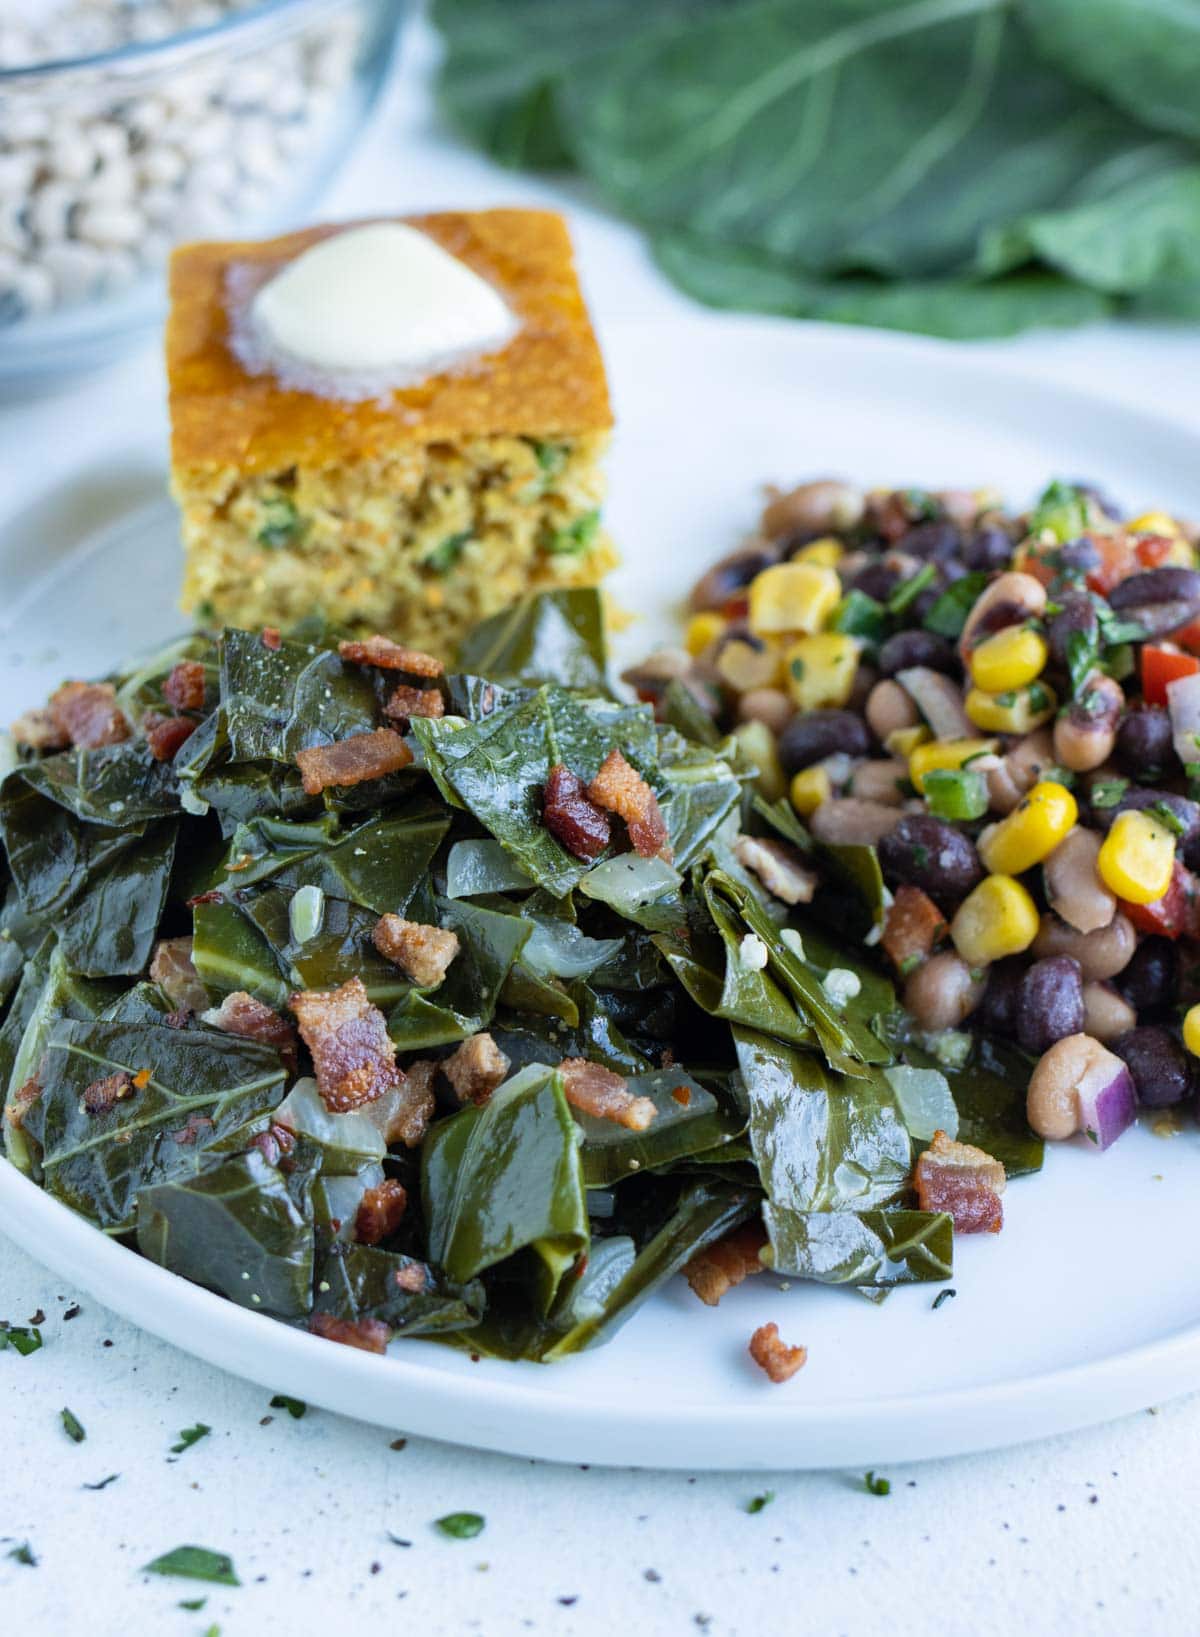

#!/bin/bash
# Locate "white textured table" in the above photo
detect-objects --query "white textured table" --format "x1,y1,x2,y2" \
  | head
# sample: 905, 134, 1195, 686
4, 17, 1200, 1635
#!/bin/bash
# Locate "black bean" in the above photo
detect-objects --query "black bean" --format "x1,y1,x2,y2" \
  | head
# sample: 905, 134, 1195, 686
897, 522, 961, 561
851, 560, 903, 603
1112, 1025, 1195, 1107
963, 525, 1012, 573
1015, 957, 1084, 1056
777, 710, 871, 774
689, 544, 782, 612
1118, 935, 1179, 1019
877, 629, 956, 678
1045, 593, 1098, 673
1107, 567, 1200, 637
1054, 537, 1101, 579
1115, 705, 1176, 777
877, 814, 983, 909
975, 957, 1026, 1038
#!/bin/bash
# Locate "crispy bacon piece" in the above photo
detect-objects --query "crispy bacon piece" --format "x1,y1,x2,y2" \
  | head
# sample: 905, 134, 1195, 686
392, 1259, 432, 1294
372, 916, 460, 988
384, 1059, 437, 1147
732, 835, 818, 905
162, 660, 207, 711
915, 1129, 1005, 1234
685, 1222, 767, 1306
294, 729, 413, 796
49, 681, 129, 749
443, 1032, 510, 1106
882, 884, 948, 972
149, 937, 209, 1014
5, 1077, 42, 1131
143, 711, 198, 762
290, 976, 402, 1113
338, 635, 444, 677
748, 1321, 807, 1384
588, 749, 672, 860
558, 1057, 657, 1131
355, 1179, 409, 1246
262, 626, 282, 651
542, 764, 611, 861
9, 707, 68, 752
82, 1071, 134, 1115
309, 1312, 390, 1354
202, 990, 299, 1070
383, 683, 445, 726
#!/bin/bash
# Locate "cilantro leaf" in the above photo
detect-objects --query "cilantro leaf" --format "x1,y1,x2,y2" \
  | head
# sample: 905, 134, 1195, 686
745, 1491, 775, 1514
864, 1470, 891, 1496
61, 1407, 86, 1444
170, 1423, 211, 1456
269, 1395, 307, 1420
0, 1324, 43, 1356
142, 1546, 240, 1586
7, 1542, 37, 1566
434, 1512, 486, 1539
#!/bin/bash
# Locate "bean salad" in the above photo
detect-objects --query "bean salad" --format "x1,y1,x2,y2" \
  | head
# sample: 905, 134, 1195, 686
627, 476, 1200, 1153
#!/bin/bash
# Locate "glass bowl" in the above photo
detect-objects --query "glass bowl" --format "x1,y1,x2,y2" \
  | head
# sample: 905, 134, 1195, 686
0, 0, 405, 383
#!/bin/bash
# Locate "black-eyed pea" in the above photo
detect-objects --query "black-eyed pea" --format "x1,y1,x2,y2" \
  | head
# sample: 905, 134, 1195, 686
849, 758, 909, 806
809, 797, 904, 847
865, 679, 919, 743
1043, 826, 1116, 934
1032, 911, 1136, 982
958, 571, 1047, 657
737, 688, 793, 735
903, 953, 985, 1032
1053, 673, 1123, 772
1081, 981, 1137, 1043
1026, 1033, 1136, 1148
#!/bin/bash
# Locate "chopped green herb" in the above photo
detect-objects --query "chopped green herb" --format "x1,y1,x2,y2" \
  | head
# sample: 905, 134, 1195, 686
1041, 765, 1076, 790
543, 509, 601, 556
83, 1474, 119, 1490
1149, 802, 1187, 839
921, 572, 988, 639
931, 1288, 957, 1311
61, 1407, 86, 1444
269, 1394, 307, 1420
425, 530, 472, 574
910, 844, 930, 870
1090, 778, 1129, 809
1027, 682, 1051, 714
434, 1512, 486, 1540
745, 1491, 775, 1514
886, 561, 936, 616
789, 657, 805, 682
170, 1423, 212, 1456
1028, 481, 1089, 545
256, 497, 300, 550
179, 1599, 208, 1613
1065, 627, 1098, 699
864, 1471, 891, 1496
7, 1542, 36, 1566
0, 1324, 42, 1356
143, 1546, 240, 1587
829, 590, 886, 644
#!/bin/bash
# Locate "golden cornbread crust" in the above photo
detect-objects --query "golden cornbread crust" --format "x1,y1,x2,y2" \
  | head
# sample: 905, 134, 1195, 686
167, 209, 615, 650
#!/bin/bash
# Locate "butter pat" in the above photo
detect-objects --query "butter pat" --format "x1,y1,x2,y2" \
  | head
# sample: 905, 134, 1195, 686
248, 222, 517, 384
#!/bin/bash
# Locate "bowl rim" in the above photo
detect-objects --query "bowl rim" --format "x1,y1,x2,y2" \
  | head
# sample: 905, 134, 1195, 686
0, 0, 366, 83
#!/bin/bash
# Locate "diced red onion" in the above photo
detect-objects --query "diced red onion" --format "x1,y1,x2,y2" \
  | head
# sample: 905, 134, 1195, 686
1167, 671, 1200, 769
1075, 1055, 1136, 1151
896, 667, 974, 741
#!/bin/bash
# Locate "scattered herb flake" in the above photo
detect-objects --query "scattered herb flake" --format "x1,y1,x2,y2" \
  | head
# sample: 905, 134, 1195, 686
256, 497, 300, 550
388, 1533, 413, 1548
0, 1324, 42, 1356
426, 530, 472, 574
1090, 777, 1129, 809
1149, 802, 1187, 839
744, 1491, 775, 1514
178, 1598, 208, 1612
434, 1512, 486, 1540
61, 1407, 86, 1444
864, 1471, 891, 1496
931, 1288, 957, 1310
143, 1546, 240, 1587
7, 1542, 36, 1566
886, 561, 936, 615
83, 1474, 119, 1490
170, 1423, 211, 1456
269, 1394, 307, 1420
543, 509, 600, 556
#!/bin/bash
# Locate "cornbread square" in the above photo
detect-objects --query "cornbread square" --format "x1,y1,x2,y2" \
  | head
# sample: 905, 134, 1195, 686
166, 210, 615, 652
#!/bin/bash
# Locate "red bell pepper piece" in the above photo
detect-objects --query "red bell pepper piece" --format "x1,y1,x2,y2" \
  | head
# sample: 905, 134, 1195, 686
1141, 645, 1200, 708
1119, 859, 1200, 940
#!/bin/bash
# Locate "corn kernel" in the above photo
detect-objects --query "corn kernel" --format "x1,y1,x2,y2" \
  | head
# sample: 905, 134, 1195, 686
790, 765, 831, 816
1127, 510, 1182, 538
1097, 809, 1176, 905
784, 632, 860, 711
748, 562, 841, 637
794, 537, 844, 567
978, 781, 1077, 876
1184, 1004, 1200, 1059
884, 724, 930, 758
909, 737, 997, 793
685, 611, 725, 656
950, 875, 1040, 966
732, 720, 787, 802
715, 637, 783, 693
965, 680, 1057, 735
969, 625, 1047, 693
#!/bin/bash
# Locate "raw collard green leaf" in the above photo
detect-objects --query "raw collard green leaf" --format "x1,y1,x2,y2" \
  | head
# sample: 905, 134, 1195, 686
313, 1243, 485, 1336
762, 1205, 953, 1286
23, 1020, 287, 1230
454, 587, 609, 690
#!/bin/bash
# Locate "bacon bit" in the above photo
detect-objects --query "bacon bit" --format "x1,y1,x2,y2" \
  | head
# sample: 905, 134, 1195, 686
81, 1071, 134, 1115
372, 916, 460, 988
542, 764, 611, 861
392, 1260, 432, 1295
290, 976, 402, 1113
294, 728, 413, 796
384, 1059, 437, 1147
732, 835, 818, 905
587, 749, 672, 861
748, 1321, 807, 1383
309, 1312, 390, 1355
143, 712, 197, 762
186, 889, 222, 907
915, 1130, 1005, 1234
162, 660, 207, 711
383, 683, 445, 726
882, 884, 948, 972
171, 1112, 215, 1146
558, 1057, 657, 1131
261, 626, 282, 651
355, 1179, 408, 1246
5, 1077, 42, 1131
9, 707, 68, 752
671, 1085, 691, 1106
247, 1123, 297, 1166
149, 937, 209, 1014
443, 1032, 510, 1106
337, 635, 444, 677
685, 1222, 767, 1306
201, 990, 299, 1070
49, 681, 130, 749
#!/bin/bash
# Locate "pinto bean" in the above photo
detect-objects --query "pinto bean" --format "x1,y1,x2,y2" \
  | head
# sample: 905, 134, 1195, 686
985, 728, 1055, 815
737, 688, 793, 735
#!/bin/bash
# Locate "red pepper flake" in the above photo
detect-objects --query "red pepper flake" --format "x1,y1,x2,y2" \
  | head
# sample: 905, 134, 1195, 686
671, 1085, 691, 1107
131, 1068, 151, 1090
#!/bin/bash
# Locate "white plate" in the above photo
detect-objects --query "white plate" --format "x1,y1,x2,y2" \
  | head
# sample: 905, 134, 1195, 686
4, 316, 1200, 1472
